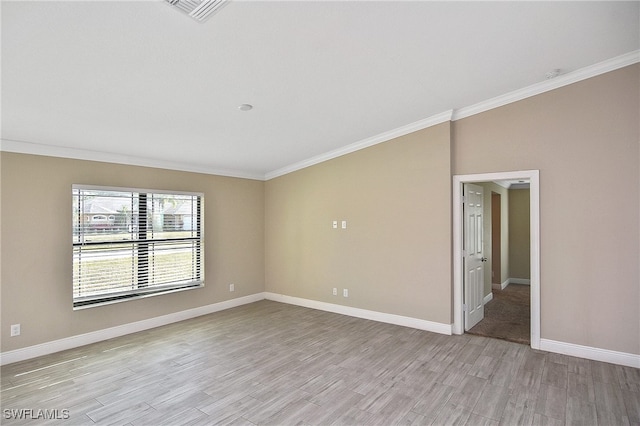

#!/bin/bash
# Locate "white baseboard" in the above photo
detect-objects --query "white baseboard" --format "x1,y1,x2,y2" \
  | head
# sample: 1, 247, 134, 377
493, 278, 530, 290
508, 278, 531, 285
5, 292, 637, 369
0, 293, 266, 366
483, 292, 493, 305
264, 292, 452, 335
539, 338, 640, 369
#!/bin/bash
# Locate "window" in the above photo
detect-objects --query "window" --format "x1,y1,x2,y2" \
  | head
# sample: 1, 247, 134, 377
72, 185, 203, 309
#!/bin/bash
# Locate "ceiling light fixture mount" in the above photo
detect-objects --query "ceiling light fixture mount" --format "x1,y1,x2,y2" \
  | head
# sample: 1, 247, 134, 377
238, 104, 253, 111
165, 0, 230, 23
545, 69, 561, 80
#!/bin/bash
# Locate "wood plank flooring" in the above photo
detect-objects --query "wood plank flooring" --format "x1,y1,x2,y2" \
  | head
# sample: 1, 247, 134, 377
2, 300, 639, 425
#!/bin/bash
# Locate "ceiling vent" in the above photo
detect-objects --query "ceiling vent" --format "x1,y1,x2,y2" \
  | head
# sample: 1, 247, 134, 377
165, 0, 229, 22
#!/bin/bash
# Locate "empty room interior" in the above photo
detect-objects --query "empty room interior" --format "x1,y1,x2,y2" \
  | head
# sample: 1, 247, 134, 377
1, 1, 639, 425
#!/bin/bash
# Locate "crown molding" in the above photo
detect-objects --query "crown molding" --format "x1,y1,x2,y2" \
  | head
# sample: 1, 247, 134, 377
3, 52, 637, 181
266, 51, 639, 179
0, 139, 265, 181
265, 110, 454, 180
452, 50, 640, 121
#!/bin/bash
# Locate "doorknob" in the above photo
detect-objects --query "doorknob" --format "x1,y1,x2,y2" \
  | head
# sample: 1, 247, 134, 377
481, 257, 488, 262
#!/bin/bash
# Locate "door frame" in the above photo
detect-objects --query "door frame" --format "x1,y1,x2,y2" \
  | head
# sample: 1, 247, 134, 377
452, 170, 540, 349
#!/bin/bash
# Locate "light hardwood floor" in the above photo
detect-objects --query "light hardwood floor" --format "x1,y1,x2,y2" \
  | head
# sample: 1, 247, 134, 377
2, 301, 639, 425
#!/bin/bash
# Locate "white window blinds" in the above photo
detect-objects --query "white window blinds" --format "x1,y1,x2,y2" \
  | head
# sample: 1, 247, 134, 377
72, 185, 204, 308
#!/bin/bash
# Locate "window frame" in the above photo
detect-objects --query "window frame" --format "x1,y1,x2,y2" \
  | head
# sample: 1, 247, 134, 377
72, 184, 204, 310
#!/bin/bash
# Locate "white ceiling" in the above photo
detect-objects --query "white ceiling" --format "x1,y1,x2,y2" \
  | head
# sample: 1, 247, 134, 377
2, 1, 639, 180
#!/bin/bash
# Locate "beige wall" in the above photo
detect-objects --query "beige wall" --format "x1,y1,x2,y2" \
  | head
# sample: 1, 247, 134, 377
0, 153, 265, 352
265, 123, 452, 323
508, 188, 530, 280
2, 65, 638, 359
453, 64, 639, 354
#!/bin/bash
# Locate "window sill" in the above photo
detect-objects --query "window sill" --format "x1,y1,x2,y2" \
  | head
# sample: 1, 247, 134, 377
73, 282, 204, 310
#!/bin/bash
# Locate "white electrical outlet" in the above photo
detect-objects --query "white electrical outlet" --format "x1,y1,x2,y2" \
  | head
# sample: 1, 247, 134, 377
229, 283, 235, 292
343, 289, 349, 298
332, 288, 337, 296
341, 220, 347, 229
10, 324, 20, 337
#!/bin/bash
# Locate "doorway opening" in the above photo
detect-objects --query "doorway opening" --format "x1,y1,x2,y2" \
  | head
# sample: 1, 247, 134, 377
464, 184, 530, 344
453, 170, 540, 349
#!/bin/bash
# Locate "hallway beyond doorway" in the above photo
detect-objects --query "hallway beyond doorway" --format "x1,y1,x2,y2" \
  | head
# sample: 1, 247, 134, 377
467, 284, 530, 345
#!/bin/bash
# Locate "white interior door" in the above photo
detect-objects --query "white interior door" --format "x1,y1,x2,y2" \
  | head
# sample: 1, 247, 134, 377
464, 183, 485, 330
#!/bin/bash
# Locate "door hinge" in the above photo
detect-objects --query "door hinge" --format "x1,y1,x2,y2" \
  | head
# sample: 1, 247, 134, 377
463, 303, 467, 312
461, 196, 467, 203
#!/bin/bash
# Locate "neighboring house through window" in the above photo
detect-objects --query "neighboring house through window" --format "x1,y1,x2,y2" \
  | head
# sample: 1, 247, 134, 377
72, 185, 204, 308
